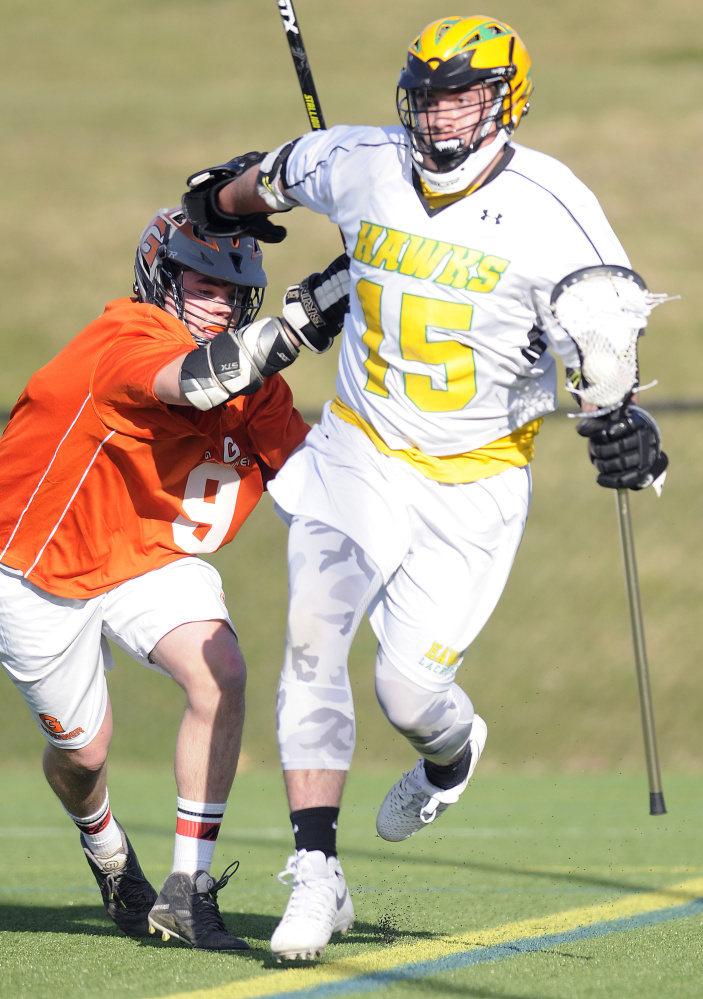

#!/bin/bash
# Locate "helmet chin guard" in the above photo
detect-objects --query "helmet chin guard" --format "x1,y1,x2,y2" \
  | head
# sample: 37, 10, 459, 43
412, 130, 509, 195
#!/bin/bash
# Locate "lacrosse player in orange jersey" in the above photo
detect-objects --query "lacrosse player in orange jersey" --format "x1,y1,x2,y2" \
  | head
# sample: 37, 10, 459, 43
0, 207, 349, 949
182, 14, 668, 960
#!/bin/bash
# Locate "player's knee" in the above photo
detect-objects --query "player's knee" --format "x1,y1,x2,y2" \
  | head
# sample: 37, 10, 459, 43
44, 739, 108, 780
374, 652, 465, 745
378, 696, 430, 738
203, 645, 247, 706
167, 624, 247, 708
221, 653, 247, 702
375, 677, 432, 735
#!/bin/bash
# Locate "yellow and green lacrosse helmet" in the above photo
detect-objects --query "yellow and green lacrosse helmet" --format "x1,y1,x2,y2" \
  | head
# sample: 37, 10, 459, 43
397, 15, 533, 185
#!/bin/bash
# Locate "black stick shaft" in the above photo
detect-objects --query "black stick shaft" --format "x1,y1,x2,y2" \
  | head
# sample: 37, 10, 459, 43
276, 0, 326, 129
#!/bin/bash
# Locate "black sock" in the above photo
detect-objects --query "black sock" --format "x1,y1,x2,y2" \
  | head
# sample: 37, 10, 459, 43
290, 807, 339, 858
424, 743, 472, 790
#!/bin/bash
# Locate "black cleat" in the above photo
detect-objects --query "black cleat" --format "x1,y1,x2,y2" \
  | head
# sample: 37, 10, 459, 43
82, 822, 158, 938
148, 862, 249, 951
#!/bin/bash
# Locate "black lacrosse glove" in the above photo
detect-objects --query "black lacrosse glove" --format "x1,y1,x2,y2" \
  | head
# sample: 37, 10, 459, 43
182, 152, 288, 243
577, 404, 668, 490
281, 254, 350, 353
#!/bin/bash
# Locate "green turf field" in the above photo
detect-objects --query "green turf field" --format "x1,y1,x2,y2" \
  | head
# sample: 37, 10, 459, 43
1, 767, 701, 999
1, 1, 702, 996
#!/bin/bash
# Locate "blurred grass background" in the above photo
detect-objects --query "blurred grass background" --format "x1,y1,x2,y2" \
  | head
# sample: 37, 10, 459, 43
0, 0, 701, 777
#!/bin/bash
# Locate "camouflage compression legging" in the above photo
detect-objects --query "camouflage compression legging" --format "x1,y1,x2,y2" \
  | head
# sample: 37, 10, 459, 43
276, 518, 475, 771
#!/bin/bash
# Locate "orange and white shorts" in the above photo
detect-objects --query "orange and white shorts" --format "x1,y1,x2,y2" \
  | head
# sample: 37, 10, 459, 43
0, 557, 233, 750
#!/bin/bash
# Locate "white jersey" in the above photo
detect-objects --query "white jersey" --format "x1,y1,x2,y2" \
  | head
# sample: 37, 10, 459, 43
284, 125, 630, 456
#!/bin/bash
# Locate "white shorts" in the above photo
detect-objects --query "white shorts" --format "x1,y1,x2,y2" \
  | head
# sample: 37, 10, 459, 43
269, 407, 531, 691
0, 557, 233, 749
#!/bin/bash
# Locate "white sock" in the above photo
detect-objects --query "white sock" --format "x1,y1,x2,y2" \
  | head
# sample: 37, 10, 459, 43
66, 793, 123, 859
172, 797, 227, 875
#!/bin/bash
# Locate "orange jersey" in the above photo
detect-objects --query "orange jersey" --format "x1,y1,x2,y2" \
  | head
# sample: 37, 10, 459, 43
0, 298, 309, 597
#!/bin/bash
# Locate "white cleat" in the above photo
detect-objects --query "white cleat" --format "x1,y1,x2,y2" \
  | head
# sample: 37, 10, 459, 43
270, 849, 354, 961
376, 714, 488, 842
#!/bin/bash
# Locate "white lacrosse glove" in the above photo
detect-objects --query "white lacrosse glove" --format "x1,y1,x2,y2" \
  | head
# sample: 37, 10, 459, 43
179, 316, 299, 410
282, 254, 350, 353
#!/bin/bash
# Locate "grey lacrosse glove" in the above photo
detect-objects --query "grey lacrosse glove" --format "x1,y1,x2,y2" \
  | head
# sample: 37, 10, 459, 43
577, 404, 668, 490
183, 152, 288, 243
282, 254, 350, 353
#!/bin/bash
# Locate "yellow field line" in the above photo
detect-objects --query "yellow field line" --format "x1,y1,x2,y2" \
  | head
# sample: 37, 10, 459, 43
154, 876, 703, 999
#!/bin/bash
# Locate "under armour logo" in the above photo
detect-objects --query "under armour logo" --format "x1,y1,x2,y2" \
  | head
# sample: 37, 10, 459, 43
481, 210, 502, 224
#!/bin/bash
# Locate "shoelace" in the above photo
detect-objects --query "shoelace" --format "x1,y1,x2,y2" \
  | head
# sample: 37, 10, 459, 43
392, 768, 427, 802
277, 855, 301, 887
392, 767, 439, 824
277, 858, 336, 920
105, 868, 155, 908
193, 861, 240, 931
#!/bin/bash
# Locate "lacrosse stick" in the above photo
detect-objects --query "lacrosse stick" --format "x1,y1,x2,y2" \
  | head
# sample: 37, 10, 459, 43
276, 1, 349, 256
614, 487, 666, 814
550, 264, 675, 815
276, 0, 327, 130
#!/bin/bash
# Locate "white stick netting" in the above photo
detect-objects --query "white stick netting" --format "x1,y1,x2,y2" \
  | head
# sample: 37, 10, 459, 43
550, 268, 672, 413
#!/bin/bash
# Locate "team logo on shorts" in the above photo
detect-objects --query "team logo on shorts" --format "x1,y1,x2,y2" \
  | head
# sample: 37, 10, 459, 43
39, 714, 85, 741
419, 643, 465, 677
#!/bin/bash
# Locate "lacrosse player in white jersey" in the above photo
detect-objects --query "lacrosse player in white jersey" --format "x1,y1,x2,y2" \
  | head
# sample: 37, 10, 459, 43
182, 14, 668, 960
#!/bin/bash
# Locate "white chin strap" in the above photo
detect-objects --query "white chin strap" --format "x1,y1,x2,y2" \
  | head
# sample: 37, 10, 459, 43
413, 131, 509, 195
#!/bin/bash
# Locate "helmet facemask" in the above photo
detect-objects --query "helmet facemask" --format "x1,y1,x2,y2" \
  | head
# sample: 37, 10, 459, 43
160, 261, 264, 346
398, 80, 509, 176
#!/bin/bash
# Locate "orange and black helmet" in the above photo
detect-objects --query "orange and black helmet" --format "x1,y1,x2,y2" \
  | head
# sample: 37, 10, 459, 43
134, 207, 267, 338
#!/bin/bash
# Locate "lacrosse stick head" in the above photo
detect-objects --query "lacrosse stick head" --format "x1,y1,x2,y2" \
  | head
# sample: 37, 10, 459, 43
550, 265, 670, 416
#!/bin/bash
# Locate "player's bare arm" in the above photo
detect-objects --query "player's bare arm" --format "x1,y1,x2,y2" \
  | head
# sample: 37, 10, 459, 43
217, 163, 269, 216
